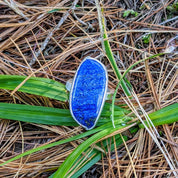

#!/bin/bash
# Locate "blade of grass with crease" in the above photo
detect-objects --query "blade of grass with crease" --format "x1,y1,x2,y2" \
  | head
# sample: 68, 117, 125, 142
95, 1, 131, 97
52, 124, 134, 178
0, 102, 130, 126
64, 135, 128, 178
0, 75, 68, 101
0, 102, 177, 128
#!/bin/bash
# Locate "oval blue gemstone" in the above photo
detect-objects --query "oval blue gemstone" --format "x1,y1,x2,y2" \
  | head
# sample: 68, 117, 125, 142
70, 57, 108, 130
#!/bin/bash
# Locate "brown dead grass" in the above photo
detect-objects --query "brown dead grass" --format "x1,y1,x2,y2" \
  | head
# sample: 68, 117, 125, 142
0, 0, 177, 177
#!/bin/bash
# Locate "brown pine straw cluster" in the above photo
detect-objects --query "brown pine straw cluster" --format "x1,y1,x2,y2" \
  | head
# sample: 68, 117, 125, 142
0, 0, 177, 177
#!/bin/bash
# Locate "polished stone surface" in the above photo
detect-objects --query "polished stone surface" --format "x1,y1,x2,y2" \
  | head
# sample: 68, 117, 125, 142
70, 57, 107, 130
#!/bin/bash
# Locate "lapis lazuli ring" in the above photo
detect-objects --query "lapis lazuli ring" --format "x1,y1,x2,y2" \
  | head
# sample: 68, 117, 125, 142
66, 57, 108, 130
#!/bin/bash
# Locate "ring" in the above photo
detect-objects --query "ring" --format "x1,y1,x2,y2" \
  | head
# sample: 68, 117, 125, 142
66, 57, 109, 130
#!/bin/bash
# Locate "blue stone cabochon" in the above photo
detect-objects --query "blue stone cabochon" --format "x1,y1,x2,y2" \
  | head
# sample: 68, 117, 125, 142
69, 57, 108, 130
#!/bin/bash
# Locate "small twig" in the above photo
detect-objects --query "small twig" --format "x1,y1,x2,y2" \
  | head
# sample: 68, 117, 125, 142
3, 0, 28, 20
160, 16, 178, 25
158, 135, 178, 147
72, 9, 87, 26
95, 0, 105, 50
72, 9, 94, 31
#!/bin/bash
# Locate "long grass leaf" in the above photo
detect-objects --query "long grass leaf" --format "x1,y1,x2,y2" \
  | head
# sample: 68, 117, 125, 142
95, 2, 131, 96
0, 103, 177, 127
52, 125, 131, 178
0, 75, 68, 101
0, 102, 130, 126
70, 135, 128, 178
139, 103, 178, 128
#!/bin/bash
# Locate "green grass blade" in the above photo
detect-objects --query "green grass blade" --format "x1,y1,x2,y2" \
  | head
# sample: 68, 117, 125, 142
50, 136, 126, 178
0, 102, 74, 126
103, 32, 131, 97
0, 102, 130, 126
52, 125, 130, 178
0, 102, 177, 128
0, 75, 68, 101
95, 4, 131, 97
139, 103, 178, 128
70, 135, 128, 178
